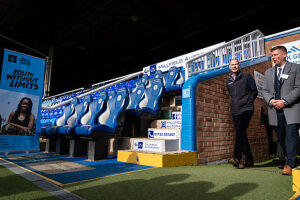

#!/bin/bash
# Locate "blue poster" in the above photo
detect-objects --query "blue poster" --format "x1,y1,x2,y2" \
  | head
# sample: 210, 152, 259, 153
0, 49, 45, 153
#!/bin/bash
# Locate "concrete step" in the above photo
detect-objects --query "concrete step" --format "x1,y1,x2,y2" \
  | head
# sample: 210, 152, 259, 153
150, 119, 181, 129
147, 128, 180, 139
117, 150, 197, 167
130, 138, 179, 152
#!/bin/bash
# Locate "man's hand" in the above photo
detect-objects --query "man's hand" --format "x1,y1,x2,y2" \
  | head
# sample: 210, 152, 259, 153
270, 99, 285, 109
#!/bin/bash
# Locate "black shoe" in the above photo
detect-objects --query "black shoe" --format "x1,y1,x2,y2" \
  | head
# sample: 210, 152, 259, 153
229, 158, 240, 168
278, 159, 285, 169
242, 161, 254, 167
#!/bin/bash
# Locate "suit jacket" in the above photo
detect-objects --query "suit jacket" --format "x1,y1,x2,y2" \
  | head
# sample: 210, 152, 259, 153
262, 61, 300, 126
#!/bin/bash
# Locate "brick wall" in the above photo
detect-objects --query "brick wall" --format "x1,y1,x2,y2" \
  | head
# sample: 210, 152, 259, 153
265, 32, 300, 55
195, 59, 272, 164
194, 31, 300, 165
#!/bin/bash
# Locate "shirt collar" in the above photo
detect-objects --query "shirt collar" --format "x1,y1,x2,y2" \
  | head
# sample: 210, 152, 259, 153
277, 61, 287, 72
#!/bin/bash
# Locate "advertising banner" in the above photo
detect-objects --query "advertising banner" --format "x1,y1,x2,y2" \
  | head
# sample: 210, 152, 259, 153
148, 128, 180, 139
282, 40, 300, 64
142, 42, 225, 75
254, 71, 264, 99
0, 49, 45, 153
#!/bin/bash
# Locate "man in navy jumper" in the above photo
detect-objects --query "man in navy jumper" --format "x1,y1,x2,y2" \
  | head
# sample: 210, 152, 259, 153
226, 58, 258, 168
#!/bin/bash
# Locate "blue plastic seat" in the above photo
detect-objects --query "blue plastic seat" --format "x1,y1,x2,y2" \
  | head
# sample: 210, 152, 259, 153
126, 83, 146, 113
56, 95, 92, 135
164, 66, 185, 91
79, 87, 129, 136
75, 91, 108, 135
41, 97, 79, 136
164, 66, 179, 91
176, 69, 185, 85
135, 74, 149, 87
137, 78, 164, 115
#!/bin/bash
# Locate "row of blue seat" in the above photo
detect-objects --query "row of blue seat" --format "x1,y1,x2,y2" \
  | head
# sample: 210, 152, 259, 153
40, 67, 185, 121
38, 72, 168, 137
39, 68, 184, 160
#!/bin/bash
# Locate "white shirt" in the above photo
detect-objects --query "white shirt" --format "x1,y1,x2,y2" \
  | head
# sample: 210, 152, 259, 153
276, 61, 286, 78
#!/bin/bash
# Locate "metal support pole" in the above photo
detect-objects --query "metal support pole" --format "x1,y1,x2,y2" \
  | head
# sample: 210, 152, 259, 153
44, 45, 54, 98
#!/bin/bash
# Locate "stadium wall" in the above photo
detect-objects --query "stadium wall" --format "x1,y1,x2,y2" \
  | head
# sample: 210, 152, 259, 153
195, 58, 271, 164
194, 29, 300, 165
264, 28, 300, 54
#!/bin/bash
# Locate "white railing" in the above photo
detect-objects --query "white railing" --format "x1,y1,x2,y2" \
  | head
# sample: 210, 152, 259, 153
43, 87, 84, 101
42, 71, 143, 110
185, 30, 265, 79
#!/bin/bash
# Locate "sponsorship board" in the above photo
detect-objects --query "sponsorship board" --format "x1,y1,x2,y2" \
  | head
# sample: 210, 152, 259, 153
143, 42, 225, 75
159, 120, 181, 128
182, 88, 191, 98
282, 40, 300, 64
0, 49, 45, 152
133, 139, 162, 152
148, 128, 180, 139
254, 71, 264, 99
172, 112, 182, 120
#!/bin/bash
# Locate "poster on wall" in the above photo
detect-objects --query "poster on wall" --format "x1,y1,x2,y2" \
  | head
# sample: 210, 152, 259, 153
254, 71, 264, 99
0, 49, 45, 153
282, 40, 300, 64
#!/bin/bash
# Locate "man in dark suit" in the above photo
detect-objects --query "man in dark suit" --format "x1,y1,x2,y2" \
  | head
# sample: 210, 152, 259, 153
262, 45, 300, 175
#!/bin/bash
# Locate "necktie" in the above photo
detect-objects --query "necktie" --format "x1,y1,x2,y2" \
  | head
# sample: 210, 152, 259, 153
277, 67, 282, 80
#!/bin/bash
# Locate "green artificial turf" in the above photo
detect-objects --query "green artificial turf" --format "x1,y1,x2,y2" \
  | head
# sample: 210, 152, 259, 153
0, 165, 58, 200
64, 160, 294, 200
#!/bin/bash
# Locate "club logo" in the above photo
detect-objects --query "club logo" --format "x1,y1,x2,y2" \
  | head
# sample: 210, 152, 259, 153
148, 130, 154, 138
138, 142, 143, 149
8, 54, 17, 63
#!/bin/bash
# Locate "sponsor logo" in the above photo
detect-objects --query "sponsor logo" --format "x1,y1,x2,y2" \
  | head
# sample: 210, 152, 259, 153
7, 55, 32, 66
19, 58, 31, 66
287, 46, 300, 64
148, 130, 154, 138
138, 142, 143, 149
150, 64, 157, 75
143, 67, 149, 74
288, 46, 300, 53
148, 129, 178, 139
172, 112, 182, 120
8, 54, 17, 63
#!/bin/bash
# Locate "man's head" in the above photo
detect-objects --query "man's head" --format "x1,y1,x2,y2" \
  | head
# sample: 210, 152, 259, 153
229, 58, 240, 74
271, 46, 287, 67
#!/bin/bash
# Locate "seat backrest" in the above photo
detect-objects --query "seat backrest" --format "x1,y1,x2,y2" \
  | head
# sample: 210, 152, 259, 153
55, 97, 79, 126
139, 78, 164, 111
66, 95, 92, 127
80, 91, 108, 126
98, 87, 129, 128
135, 74, 149, 88
127, 83, 146, 110
148, 70, 165, 88
164, 66, 179, 89
176, 69, 185, 85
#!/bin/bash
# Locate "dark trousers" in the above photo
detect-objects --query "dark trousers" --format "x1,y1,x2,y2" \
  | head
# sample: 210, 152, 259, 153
275, 111, 299, 168
232, 110, 254, 162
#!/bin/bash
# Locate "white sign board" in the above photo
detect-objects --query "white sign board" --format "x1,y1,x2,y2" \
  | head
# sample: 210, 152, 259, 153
133, 139, 162, 152
148, 128, 180, 139
172, 112, 182, 119
143, 42, 225, 75
282, 40, 300, 64
159, 120, 181, 128
254, 71, 264, 99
